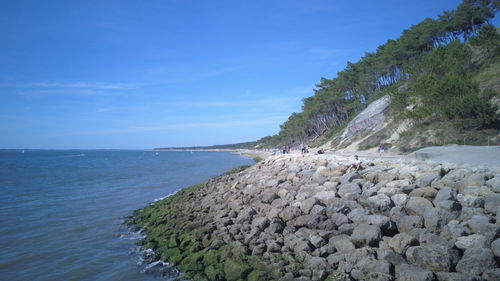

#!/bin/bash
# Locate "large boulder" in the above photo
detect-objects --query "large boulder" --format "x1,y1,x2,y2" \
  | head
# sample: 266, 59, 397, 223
434, 187, 458, 203
455, 234, 488, 251
484, 193, 500, 214
350, 223, 382, 247
406, 245, 459, 272
388, 233, 419, 255
456, 248, 496, 276
406, 197, 433, 217
367, 194, 394, 214
395, 263, 435, 281
337, 183, 362, 200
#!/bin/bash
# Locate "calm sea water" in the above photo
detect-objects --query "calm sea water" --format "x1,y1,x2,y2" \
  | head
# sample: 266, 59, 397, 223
0, 150, 253, 281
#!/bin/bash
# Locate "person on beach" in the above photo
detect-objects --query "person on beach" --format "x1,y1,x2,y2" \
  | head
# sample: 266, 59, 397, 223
378, 143, 385, 153
349, 155, 362, 172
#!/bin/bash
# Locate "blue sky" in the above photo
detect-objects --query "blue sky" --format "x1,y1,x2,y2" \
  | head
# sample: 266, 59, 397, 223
1, 0, 497, 149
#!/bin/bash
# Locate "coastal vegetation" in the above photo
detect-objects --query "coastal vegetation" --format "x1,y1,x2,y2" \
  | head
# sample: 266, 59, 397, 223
262, 0, 500, 148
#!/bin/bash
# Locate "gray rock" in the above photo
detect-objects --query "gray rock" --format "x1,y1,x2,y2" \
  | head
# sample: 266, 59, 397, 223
351, 223, 382, 247
278, 206, 302, 222
347, 207, 370, 223
491, 238, 500, 257
392, 193, 409, 207
441, 220, 471, 240
434, 187, 458, 203
406, 245, 459, 272
395, 263, 436, 281
435, 200, 462, 212
367, 194, 394, 214
435, 272, 483, 281
309, 204, 326, 216
455, 234, 488, 251
330, 213, 349, 227
306, 256, 328, 271
406, 197, 433, 217
456, 247, 496, 276
418, 231, 451, 246
462, 186, 493, 198
261, 191, 279, 203
300, 197, 319, 214
331, 235, 355, 253
416, 172, 440, 188
293, 214, 325, 229
314, 191, 337, 206
340, 172, 360, 184
410, 186, 438, 200
457, 194, 485, 208
485, 176, 500, 192
484, 193, 500, 214
377, 249, 406, 266
265, 222, 284, 234
483, 268, 500, 281
293, 238, 314, 253
388, 233, 419, 255
467, 215, 499, 242
338, 223, 355, 235
324, 199, 350, 215
460, 207, 486, 221
356, 257, 393, 275
396, 215, 424, 233
337, 183, 361, 200
423, 207, 456, 232
309, 234, 327, 249
251, 217, 270, 230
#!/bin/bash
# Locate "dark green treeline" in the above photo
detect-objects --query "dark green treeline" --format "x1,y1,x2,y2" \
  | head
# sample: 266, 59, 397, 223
264, 0, 499, 147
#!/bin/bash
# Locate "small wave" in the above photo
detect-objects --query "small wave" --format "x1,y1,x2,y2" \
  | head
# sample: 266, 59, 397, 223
60, 154, 86, 158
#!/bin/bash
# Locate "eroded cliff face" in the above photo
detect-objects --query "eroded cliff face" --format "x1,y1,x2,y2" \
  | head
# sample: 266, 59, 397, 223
133, 154, 500, 281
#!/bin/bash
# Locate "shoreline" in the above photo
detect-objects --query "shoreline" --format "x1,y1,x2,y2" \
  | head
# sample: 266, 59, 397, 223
131, 151, 500, 280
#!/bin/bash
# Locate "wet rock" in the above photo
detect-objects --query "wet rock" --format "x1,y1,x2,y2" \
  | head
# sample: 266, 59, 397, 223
456, 247, 496, 276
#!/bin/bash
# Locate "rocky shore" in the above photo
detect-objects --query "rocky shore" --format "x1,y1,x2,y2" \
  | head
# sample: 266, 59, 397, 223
132, 154, 500, 281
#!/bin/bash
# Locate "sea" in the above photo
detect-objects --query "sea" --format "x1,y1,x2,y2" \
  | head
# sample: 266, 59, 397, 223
0, 150, 254, 281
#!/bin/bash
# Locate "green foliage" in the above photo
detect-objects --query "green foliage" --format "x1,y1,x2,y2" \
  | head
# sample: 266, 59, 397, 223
408, 40, 498, 128
264, 0, 499, 147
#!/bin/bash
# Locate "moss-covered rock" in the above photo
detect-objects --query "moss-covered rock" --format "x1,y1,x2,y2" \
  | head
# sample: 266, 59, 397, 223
223, 258, 252, 281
